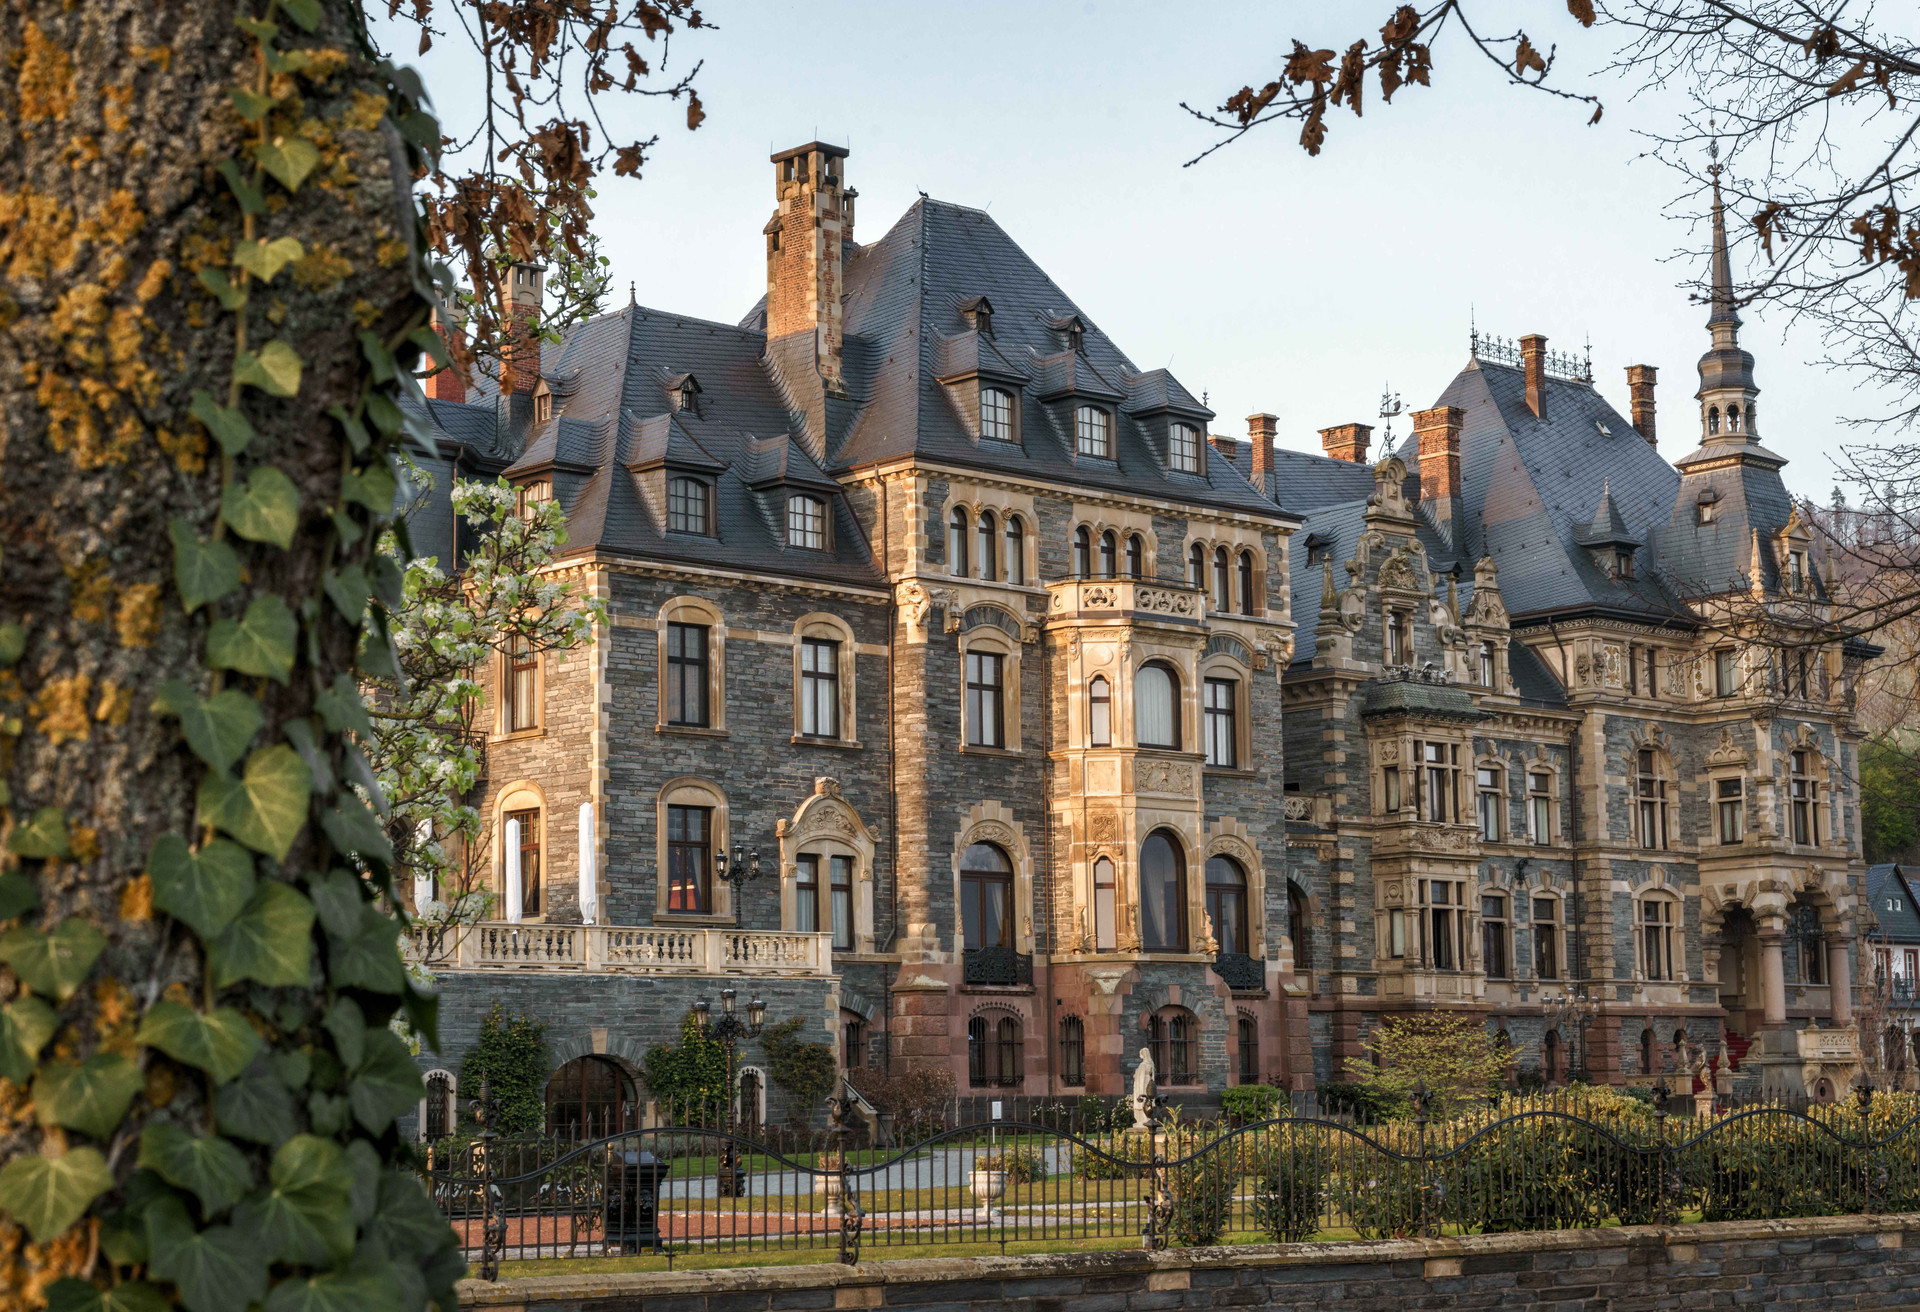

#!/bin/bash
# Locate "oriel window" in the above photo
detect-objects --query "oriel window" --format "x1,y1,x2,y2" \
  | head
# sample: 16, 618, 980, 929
1088, 675, 1111, 747
1791, 749, 1818, 845
1093, 856, 1116, 951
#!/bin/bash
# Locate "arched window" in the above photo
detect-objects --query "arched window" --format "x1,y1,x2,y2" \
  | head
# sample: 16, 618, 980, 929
423, 1071, 455, 1141
1059, 1016, 1086, 1087
1073, 525, 1092, 577
948, 506, 969, 577
1727, 404, 1741, 433
1287, 881, 1311, 975
1005, 516, 1025, 585
1205, 855, 1248, 956
1135, 662, 1179, 749
1098, 530, 1117, 578
1635, 749, 1669, 849
1188, 542, 1205, 587
977, 509, 997, 580
1126, 534, 1144, 578
959, 842, 1013, 952
1093, 856, 1116, 950
1238, 550, 1256, 615
546, 1055, 638, 1138
1212, 547, 1231, 610
968, 1014, 1023, 1087
1088, 675, 1111, 747
1237, 1014, 1259, 1086
1149, 1007, 1197, 1084
1707, 406, 1720, 435
1139, 830, 1187, 952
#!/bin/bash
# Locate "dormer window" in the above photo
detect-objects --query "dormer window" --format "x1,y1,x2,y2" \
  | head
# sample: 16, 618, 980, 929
981, 387, 1015, 442
1170, 423, 1200, 473
1789, 550, 1805, 590
516, 480, 553, 519
1698, 498, 1717, 525
787, 494, 827, 550
533, 385, 553, 425
668, 373, 702, 417
961, 296, 994, 335
667, 476, 711, 535
1075, 406, 1111, 458
1614, 549, 1635, 579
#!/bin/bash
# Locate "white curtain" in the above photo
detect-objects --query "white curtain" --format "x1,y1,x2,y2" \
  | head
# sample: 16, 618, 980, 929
1135, 664, 1175, 747
577, 802, 597, 925
504, 818, 523, 924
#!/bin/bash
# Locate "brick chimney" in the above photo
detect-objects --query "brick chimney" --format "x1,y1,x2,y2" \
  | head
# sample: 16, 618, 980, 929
1319, 421, 1372, 464
1413, 405, 1464, 544
502, 261, 544, 395
1247, 413, 1277, 489
766, 141, 851, 394
1626, 364, 1658, 447
426, 307, 466, 404
1209, 433, 1238, 467
1519, 333, 1548, 419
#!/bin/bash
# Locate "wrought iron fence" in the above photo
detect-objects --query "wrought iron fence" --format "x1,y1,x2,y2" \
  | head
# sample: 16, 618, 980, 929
426, 1086, 1920, 1274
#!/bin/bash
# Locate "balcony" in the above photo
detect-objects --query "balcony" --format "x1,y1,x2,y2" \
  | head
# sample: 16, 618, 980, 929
406, 922, 834, 977
962, 944, 1034, 987
1046, 576, 1206, 625
1210, 951, 1267, 992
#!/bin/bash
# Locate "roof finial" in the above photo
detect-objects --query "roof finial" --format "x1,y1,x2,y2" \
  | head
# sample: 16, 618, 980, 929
1470, 303, 1478, 357
629, 280, 636, 307
1706, 113, 1740, 336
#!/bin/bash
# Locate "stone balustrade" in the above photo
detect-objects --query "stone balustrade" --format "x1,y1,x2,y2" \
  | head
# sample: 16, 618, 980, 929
405, 922, 834, 976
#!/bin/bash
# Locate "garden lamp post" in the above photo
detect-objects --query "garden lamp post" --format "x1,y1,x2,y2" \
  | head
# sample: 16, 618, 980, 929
713, 845, 763, 921
694, 987, 766, 1197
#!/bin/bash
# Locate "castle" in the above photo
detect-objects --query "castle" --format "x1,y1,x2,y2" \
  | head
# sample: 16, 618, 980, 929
400, 141, 1872, 1134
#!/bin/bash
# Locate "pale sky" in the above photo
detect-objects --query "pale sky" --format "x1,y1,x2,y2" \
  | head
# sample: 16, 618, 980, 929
386, 0, 1888, 504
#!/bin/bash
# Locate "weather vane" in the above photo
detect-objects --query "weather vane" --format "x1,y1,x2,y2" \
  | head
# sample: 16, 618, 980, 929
1378, 382, 1404, 443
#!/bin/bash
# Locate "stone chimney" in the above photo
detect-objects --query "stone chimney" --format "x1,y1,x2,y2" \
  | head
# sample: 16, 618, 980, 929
1626, 364, 1658, 447
426, 306, 466, 404
766, 141, 851, 394
1247, 413, 1277, 489
1413, 405, 1464, 544
1319, 421, 1372, 464
1209, 433, 1238, 467
502, 261, 544, 396
1519, 333, 1548, 419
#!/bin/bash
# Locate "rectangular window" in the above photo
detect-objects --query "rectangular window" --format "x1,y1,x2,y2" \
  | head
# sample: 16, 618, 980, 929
1533, 898, 1558, 979
1636, 750, 1667, 850
1791, 750, 1814, 845
666, 804, 711, 914
843, 1017, 865, 1070
1075, 406, 1111, 457
1646, 646, 1659, 696
1477, 766, 1501, 842
1527, 772, 1551, 843
1641, 900, 1674, 981
800, 637, 840, 738
1428, 881, 1457, 971
667, 477, 709, 535
1423, 741, 1454, 823
1387, 610, 1410, 665
665, 623, 708, 727
1060, 1018, 1086, 1087
1238, 1015, 1259, 1085
1717, 777, 1744, 843
1094, 858, 1116, 951
1482, 895, 1509, 978
1170, 422, 1200, 473
965, 651, 1004, 748
506, 807, 541, 918
505, 636, 539, 732
1382, 766, 1401, 813
516, 480, 552, 519
1479, 642, 1496, 687
981, 387, 1014, 442
1203, 678, 1237, 768
786, 495, 826, 549
830, 855, 853, 951
1715, 648, 1738, 697
1388, 908, 1406, 959
794, 854, 820, 933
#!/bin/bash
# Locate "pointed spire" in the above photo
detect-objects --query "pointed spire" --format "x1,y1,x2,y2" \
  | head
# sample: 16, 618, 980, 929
1706, 123, 1741, 336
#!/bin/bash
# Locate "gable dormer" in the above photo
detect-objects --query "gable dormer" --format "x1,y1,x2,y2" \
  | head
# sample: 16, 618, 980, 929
663, 370, 703, 418
959, 295, 994, 335
1125, 368, 1214, 477
934, 311, 1031, 446
1047, 312, 1085, 354
1775, 502, 1817, 595
1573, 482, 1642, 581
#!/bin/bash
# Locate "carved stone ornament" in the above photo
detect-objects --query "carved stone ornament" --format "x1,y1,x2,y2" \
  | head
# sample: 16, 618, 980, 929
1602, 645, 1623, 689
1377, 547, 1418, 594
1411, 827, 1474, 853
1574, 652, 1594, 685
1706, 727, 1750, 767
1089, 812, 1121, 844
1136, 587, 1197, 617
1199, 908, 1220, 956
1376, 739, 1401, 763
1082, 585, 1117, 609
1084, 966, 1129, 995
1338, 589, 1365, 632
970, 821, 1016, 847
931, 587, 963, 634
1282, 796, 1313, 821
1211, 836, 1254, 865
1137, 760, 1194, 793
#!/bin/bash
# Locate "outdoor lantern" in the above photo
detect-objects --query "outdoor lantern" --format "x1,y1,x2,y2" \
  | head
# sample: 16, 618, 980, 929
692, 998, 711, 1032
747, 995, 766, 1030
715, 848, 731, 880
721, 987, 737, 1015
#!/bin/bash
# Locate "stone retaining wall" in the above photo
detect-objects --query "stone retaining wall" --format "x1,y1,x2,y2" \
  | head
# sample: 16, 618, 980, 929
459, 1213, 1920, 1312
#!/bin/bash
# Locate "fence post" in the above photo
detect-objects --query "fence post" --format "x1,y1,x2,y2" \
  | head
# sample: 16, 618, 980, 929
1651, 1077, 1673, 1227
1141, 1096, 1167, 1251
473, 1080, 503, 1281
1856, 1070, 1877, 1214
1413, 1081, 1432, 1240
828, 1094, 863, 1265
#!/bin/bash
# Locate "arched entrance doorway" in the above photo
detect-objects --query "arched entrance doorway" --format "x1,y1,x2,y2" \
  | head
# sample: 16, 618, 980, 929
545, 1055, 638, 1138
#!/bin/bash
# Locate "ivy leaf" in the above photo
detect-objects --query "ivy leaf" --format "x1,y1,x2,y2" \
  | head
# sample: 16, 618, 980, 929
0, 620, 24, 666
253, 137, 320, 194
227, 89, 276, 123
139, 1123, 253, 1214
264, 49, 313, 76
367, 554, 404, 613
214, 1066, 299, 1145
136, 1002, 261, 1085
356, 330, 396, 384
153, 682, 263, 775
347, 1029, 423, 1133
234, 340, 303, 398
190, 390, 259, 457
221, 466, 300, 550
197, 744, 311, 861
34, 1054, 144, 1140
0, 920, 106, 1001
0, 1146, 114, 1242
0, 997, 60, 1084
327, 403, 370, 455
278, 0, 322, 31
234, 1135, 354, 1266
365, 1169, 458, 1262
169, 519, 242, 613
45, 1278, 172, 1312
326, 904, 406, 995
363, 391, 403, 437
215, 160, 265, 216
322, 997, 366, 1070
265, 1266, 404, 1312
8, 806, 70, 859
147, 835, 256, 939
320, 793, 392, 867
206, 595, 297, 683
196, 268, 249, 311
320, 566, 369, 626
314, 675, 374, 741
208, 881, 314, 988
0, 871, 38, 919
232, 15, 278, 38
145, 1197, 269, 1312
340, 462, 397, 516
233, 237, 304, 285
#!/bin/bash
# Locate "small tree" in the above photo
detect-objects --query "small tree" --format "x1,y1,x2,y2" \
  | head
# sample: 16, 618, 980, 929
1345, 1013, 1510, 1119
760, 1016, 837, 1126
642, 1010, 729, 1121
460, 1002, 551, 1136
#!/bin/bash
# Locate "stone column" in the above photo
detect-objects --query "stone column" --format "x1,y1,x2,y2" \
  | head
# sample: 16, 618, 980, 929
1828, 938, 1853, 1026
1759, 930, 1789, 1029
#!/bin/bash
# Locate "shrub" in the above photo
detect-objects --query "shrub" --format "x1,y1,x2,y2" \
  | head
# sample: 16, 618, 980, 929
1250, 1127, 1331, 1242
976, 1147, 1047, 1183
1345, 1013, 1510, 1119
1071, 1129, 1152, 1180
761, 1016, 837, 1126
1162, 1139, 1240, 1247
1315, 1080, 1407, 1124
460, 1002, 549, 1136
846, 1064, 956, 1141
643, 1010, 729, 1123
1220, 1083, 1283, 1124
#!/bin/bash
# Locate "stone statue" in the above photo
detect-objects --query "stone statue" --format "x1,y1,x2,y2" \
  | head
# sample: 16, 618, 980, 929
1132, 1046, 1157, 1129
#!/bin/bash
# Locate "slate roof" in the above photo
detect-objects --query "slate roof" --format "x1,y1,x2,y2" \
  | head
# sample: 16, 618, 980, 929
1867, 865, 1920, 946
1264, 444, 1378, 514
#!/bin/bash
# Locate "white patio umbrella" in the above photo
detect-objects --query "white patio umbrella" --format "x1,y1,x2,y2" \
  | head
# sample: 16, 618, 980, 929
578, 802, 598, 925
504, 817, 523, 924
